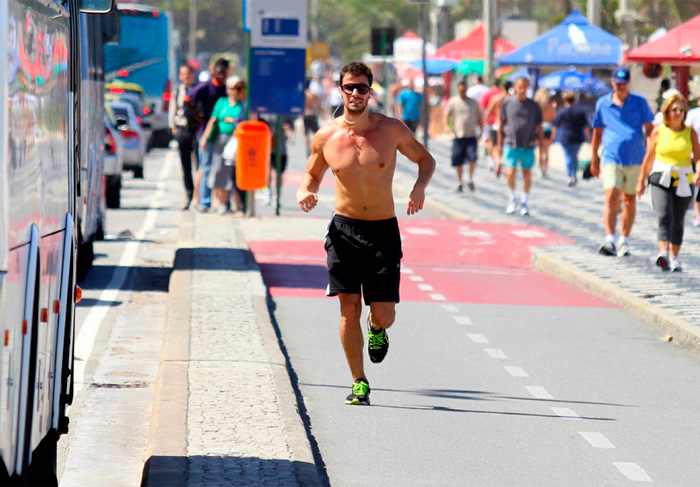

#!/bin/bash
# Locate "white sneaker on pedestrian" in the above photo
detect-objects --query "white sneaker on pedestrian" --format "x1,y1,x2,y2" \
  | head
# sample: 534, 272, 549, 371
656, 252, 670, 271
520, 203, 529, 216
506, 201, 517, 214
694, 215, 700, 227
671, 257, 683, 272
617, 241, 630, 257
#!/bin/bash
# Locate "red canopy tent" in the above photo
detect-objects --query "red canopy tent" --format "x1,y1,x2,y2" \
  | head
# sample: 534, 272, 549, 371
434, 22, 517, 61
626, 14, 700, 97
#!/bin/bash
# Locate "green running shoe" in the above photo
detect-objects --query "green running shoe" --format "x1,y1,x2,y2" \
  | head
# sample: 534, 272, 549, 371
345, 379, 370, 405
366, 317, 389, 363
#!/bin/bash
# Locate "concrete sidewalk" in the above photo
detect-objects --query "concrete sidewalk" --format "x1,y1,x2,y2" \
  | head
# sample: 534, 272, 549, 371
144, 132, 700, 486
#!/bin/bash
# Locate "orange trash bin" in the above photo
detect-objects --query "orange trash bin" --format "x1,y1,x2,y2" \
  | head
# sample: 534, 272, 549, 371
234, 121, 271, 190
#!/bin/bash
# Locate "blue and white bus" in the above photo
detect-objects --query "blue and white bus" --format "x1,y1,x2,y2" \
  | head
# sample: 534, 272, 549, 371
104, 3, 179, 147
0, 0, 114, 484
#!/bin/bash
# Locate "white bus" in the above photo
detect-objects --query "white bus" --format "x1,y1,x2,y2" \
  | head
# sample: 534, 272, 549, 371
0, 1, 114, 485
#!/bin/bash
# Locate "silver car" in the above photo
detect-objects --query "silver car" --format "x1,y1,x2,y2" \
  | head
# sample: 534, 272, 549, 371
107, 100, 147, 178
104, 105, 124, 208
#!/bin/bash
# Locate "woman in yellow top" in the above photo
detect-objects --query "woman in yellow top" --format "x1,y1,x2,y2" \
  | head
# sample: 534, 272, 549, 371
637, 92, 700, 271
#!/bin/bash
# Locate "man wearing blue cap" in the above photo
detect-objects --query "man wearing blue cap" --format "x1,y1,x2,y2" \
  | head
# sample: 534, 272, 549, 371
591, 65, 654, 257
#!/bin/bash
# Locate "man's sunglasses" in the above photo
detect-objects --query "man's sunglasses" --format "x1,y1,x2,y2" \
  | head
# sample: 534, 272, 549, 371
341, 83, 371, 95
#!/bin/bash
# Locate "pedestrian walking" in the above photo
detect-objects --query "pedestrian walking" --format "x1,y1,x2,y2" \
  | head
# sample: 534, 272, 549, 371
261, 113, 294, 207
683, 92, 700, 227
534, 87, 556, 178
485, 80, 512, 178
303, 78, 321, 157
169, 63, 200, 209
446, 81, 482, 192
480, 78, 502, 172
551, 91, 590, 187
184, 58, 229, 211
497, 76, 544, 216
636, 93, 700, 272
466, 74, 489, 103
296, 61, 435, 406
397, 79, 423, 134
590, 65, 654, 257
200, 78, 247, 215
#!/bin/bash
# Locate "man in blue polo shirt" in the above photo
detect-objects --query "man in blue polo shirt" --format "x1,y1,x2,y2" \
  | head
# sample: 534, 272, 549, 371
591, 66, 654, 257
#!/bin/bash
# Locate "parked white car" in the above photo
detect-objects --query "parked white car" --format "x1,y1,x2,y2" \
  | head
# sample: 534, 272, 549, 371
104, 104, 124, 208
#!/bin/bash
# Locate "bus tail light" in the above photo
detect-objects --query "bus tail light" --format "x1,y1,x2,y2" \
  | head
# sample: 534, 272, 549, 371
119, 128, 140, 140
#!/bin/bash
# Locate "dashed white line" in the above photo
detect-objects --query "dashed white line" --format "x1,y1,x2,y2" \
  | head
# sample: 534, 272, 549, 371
504, 366, 529, 377
418, 283, 434, 291
441, 304, 459, 312
613, 462, 652, 482
467, 334, 489, 344
579, 432, 615, 449
408, 275, 424, 282
526, 386, 553, 399
405, 227, 438, 235
484, 349, 507, 359
429, 293, 446, 301
458, 227, 492, 238
401, 267, 414, 274
510, 229, 547, 239
551, 407, 582, 420
453, 316, 472, 325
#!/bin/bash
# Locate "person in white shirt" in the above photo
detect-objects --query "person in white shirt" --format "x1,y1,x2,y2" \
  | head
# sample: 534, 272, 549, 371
446, 81, 482, 192
685, 98, 700, 226
466, 74, 489, 103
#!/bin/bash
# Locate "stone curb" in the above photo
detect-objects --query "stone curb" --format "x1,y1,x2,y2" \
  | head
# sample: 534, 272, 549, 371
234, 226, 324, 486
142, 211, 194, 487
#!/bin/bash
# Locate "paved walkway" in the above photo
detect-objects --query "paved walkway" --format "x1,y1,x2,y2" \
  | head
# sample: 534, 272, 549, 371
144, 131, 700, 486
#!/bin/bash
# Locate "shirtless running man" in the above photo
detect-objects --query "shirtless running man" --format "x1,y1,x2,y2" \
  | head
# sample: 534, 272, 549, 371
297, 62, 436, 405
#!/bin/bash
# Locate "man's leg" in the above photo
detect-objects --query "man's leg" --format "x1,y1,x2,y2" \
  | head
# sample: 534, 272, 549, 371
604, 187, 621, 236
620, 193, 636, 238
198, 143, 215, 208
177, 130, 194, 205
522, 168, 532, 194
338, 293, 366, 382
368, 302, 396, 331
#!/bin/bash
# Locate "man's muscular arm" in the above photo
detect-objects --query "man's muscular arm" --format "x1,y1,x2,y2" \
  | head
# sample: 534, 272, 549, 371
297, 130, 330, 212
396, 121, 435, 215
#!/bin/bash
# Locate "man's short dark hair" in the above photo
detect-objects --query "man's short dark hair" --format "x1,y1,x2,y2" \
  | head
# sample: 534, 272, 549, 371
339, 62, 373, 86
214, 58, 229, 71
180, 63, 194, 72
504, 80, 513, 91
494, 78, 502, 87
457, 81, 467, 88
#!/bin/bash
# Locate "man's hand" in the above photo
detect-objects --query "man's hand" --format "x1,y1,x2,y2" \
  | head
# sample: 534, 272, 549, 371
297, 190, 319, 212
406, 186, 426, 215
590, 153, 600, 178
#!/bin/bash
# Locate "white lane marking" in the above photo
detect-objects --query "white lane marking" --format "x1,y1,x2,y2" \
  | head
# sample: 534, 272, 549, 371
401, 267, 414, 274
526, 386, 553, 399
405, 227, 437, 235
454, 316, 472, 325
458, 227, 491, 238
510, 229, 547, 238
484, 349, 507, 359
579, 432, 615, 449
418, 283, 434, 291
441, 304, 459, 312
408, 275, 424, 282
429, 293, 446, 301
613, 463, 652, 482
73, 156, 174, 395
467, 334, 489, 344
551, 407, 582, 420
504, 366, 529, 377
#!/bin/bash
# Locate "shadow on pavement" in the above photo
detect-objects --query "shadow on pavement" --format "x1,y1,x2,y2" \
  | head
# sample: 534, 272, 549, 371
79, 265, 171, 292
141, 455, 324, 487
257, 262, 327, 290
173, 247, 256, 272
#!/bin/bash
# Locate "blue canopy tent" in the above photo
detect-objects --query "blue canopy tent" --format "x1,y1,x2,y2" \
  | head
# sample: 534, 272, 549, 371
498, 10, 622, 67
410, 58, 458, 75
540, 69, 611, 95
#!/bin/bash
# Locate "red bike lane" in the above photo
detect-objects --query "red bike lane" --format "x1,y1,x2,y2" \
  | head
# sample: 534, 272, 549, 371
248, 217, 616, 308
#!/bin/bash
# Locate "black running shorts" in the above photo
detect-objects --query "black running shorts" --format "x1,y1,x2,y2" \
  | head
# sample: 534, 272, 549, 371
324, 214, 403, 305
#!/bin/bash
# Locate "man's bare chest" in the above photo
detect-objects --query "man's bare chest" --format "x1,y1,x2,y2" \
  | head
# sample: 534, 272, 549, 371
324, 129, 397, 173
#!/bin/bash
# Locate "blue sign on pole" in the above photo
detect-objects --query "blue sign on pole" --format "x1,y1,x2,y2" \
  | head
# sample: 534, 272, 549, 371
247, 0, 307, 114
249, 48, 306, 114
